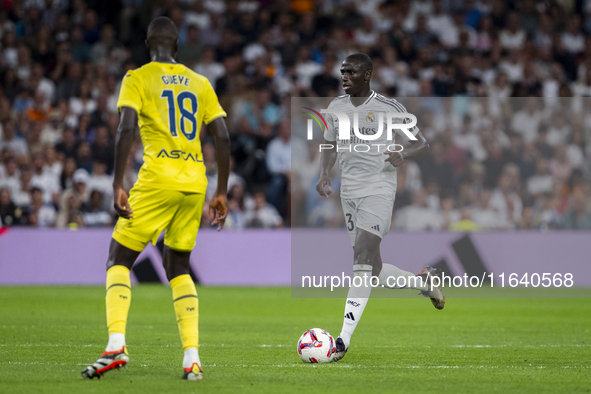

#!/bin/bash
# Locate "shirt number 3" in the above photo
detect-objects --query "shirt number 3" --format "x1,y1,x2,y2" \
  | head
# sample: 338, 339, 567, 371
161, 90, 199, 141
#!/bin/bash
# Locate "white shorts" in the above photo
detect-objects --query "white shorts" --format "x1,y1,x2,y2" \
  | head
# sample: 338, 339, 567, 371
341, 194, 395, 247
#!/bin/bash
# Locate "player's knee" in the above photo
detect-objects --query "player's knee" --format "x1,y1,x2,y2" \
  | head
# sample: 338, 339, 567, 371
106, 239, 137, 271
163, 247, 191, 281
164, 261, 190, 281
164, 263, 189, 281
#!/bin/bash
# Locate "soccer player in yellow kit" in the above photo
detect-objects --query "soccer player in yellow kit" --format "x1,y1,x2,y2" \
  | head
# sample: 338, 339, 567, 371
81, 17, 230, 381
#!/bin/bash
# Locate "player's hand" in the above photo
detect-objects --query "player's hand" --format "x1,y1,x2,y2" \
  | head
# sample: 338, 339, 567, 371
316, 176, 332, 198
209, 193, 228, 231
384, 151, 405, 167
113, 186, 133, 219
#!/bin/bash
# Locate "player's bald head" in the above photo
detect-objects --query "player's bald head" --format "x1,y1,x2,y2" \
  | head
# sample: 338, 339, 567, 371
147, 17, 178, 46
345, 53, 373, 73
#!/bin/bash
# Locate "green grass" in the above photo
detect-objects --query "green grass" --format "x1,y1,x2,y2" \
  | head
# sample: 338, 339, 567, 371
0, 286, 590, 394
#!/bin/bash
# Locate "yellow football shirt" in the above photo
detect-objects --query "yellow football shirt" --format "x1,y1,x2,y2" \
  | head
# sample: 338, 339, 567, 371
117, 62, 226, 193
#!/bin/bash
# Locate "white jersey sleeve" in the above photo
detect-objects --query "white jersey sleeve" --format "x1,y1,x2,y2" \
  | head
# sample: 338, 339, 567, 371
323, 96, 346, 142
323, 110, 336, 141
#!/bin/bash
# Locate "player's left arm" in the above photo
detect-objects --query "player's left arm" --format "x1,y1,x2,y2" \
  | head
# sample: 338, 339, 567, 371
206, 117, 230, 231
384, 130, 430, 167
112, 107, 137, 219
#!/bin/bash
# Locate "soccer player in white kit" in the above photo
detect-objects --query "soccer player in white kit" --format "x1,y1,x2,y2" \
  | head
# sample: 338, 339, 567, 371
315, 53, 445, 362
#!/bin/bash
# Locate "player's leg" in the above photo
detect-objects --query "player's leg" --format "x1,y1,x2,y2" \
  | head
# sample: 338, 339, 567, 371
361, 195, 445, 309
82, 186, 179, 379
105, 240, 141, 350
81, 239, 141, 379
164, 192, 206, 380
372, 242, 444, 308
335, 227, 380, 360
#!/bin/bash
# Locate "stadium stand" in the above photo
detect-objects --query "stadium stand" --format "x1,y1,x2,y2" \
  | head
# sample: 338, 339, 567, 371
1, 0, 591, 230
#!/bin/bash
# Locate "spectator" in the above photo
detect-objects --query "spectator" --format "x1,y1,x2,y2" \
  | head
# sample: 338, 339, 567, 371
417, 141, 454, 195
471, 190, 499, 229
488, 173, 523, 228
562, 194, 591, 229
177, 24, 204, 66
0, 156, 20, 197
69, 80, 97, 116
91, 126, 114, 172
265, 120, 291, 214
0, 187, 27, 226
30, 152, 61, 204
500, 12, 526, 49
527, 158, 554, 197
0, 120, 28, 157
69, 25, 91, 63
81, 189, 112, 227
311, 57, 339, 97
28, 186, 56, 227
225, 183, 248, 230
395, 188, 443, 231
55, 128, 77, 160
244, 191, 283, 229
561, 15, 584, 54
91, 24, 123, 65
237, 90, 280, 143
56, 62, 82, 102
449, 207, 481, 232
550, 144, 574, 180
0, 0, 590, 231
12, 168, 33, 208
294, 46, 322, 90
57, 168, 88, 228
41, 109, 65, 145
44, 145, 62, 179
76, 141, 93, 173
86, 160, 113, 204
193, 47, 224, 85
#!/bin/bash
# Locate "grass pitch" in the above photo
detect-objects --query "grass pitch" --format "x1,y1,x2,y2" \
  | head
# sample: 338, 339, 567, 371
0, 286, 590, 394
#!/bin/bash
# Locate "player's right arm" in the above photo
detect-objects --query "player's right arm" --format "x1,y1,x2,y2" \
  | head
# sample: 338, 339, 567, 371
316, 106, 338, 198
113, 70, 143, 219
316, 138, 337, 198
112, 107, 136, 219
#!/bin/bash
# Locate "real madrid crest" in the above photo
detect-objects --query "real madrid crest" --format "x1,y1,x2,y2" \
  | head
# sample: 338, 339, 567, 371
366, 111, 375, 123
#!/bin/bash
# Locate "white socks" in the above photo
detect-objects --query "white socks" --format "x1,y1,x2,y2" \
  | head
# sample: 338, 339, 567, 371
183, 347, 201, 369
106, 334, 201, 369
378, 263, 428, 291
339, 264, 373, 349
339, 263, 428, 349
106, 333, 126, 351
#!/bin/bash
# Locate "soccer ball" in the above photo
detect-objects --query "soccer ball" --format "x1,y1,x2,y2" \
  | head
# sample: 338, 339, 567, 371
297, 328, 336, 363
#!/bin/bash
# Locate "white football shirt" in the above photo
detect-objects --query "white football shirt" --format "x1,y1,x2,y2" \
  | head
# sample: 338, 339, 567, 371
323, 91, 419, 199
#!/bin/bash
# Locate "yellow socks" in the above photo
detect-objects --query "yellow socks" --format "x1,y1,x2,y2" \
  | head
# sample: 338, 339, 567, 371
170, 274, 199, 351
105, 265, 132, 336
104, 269, 199, 357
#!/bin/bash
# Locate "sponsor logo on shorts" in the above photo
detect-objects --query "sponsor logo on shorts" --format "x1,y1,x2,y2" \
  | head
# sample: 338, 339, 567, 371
371, 224, 380, 231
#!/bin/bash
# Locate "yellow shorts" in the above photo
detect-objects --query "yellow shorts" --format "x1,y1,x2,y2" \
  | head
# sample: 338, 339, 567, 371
112, 185, 206, 252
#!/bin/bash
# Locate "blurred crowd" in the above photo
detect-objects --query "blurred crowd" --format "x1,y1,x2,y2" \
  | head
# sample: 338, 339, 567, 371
1, 0, 591, 231
292, 96, 591, 231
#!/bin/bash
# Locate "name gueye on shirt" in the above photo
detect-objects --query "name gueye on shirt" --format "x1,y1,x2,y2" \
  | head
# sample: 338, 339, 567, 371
323, 91, 419, 199
117, 62, 226, 193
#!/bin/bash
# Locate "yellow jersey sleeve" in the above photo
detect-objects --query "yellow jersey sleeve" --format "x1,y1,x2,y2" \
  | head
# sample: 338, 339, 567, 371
117, 71, 143, 114
201, 79, 227, 124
